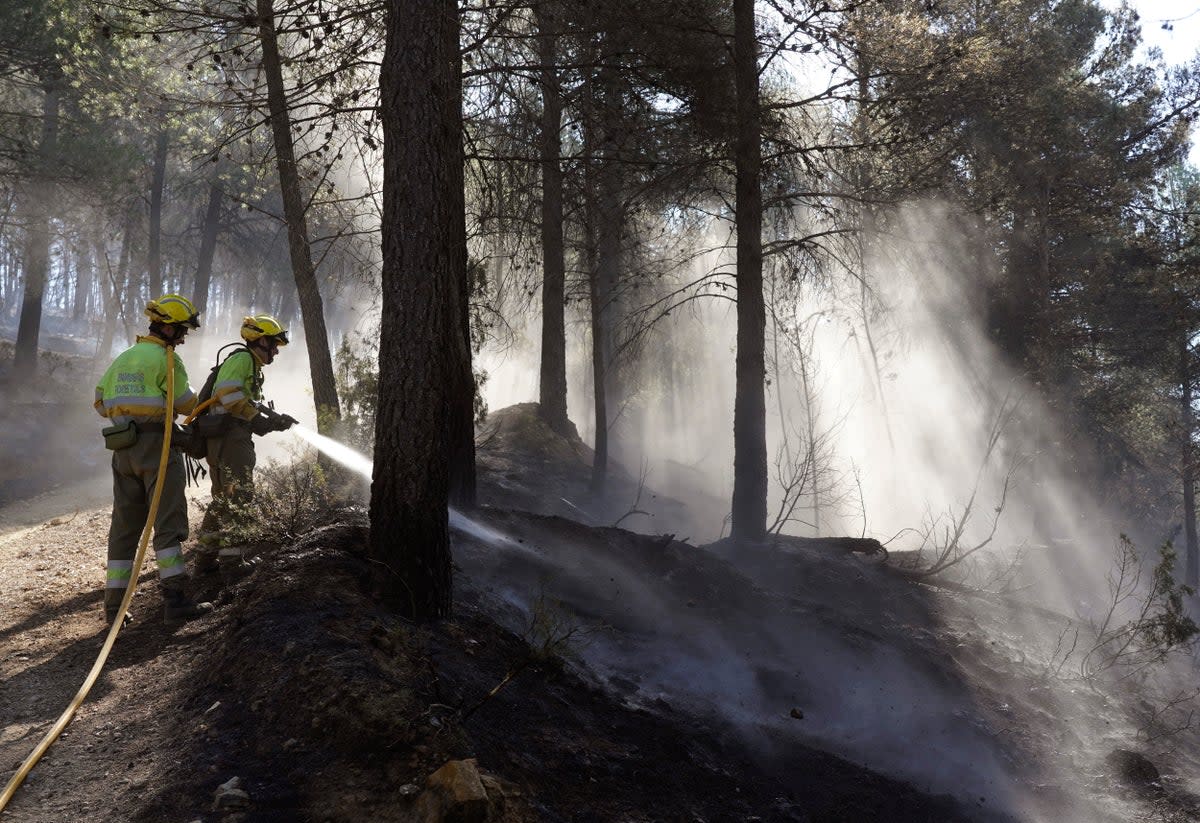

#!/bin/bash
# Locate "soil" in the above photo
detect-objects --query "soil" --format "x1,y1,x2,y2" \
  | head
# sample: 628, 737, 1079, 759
1, 403, 1198, 822
0, 511, 981, 822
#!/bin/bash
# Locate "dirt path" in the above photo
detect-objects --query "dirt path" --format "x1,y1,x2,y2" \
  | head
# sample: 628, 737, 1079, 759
0, 485, 216, 822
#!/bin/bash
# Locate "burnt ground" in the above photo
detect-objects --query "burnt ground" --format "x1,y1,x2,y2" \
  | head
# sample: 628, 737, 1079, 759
1, 403, 1197, 822
1, 517, 984, 823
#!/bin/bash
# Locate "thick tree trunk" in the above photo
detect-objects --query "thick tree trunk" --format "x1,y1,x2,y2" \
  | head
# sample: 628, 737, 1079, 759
1181, 337, 1198, 588
535, 2, 569, 436
147, 132, 168, 298
371, 0, 461, 619
193, 182, 223, 315
446, 20, 477, 511
257, 0, 341, 428
730, 0, 767, 541
13, 84, 59, 379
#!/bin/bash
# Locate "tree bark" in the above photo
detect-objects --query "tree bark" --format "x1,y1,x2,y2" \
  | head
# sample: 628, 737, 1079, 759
730, 0, 767, 541
586, 192, 608, 496
193, 182, 223, 315
446, 14, 477, 510
535, 1, 570, 437
118, 203, 139, 341
13, 84, 59, 379
371, 0, 461, 619
580, 63, 614, 496
147, 132, 169, 298
257, 0, 341, 427
1181, 336, 1198, 588
592, 165, 622, 493
71, 232, 90, 322
94, 227, 120, 363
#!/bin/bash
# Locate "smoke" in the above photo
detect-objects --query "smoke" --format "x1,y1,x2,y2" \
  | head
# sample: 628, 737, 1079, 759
480, 200, 1146, 604
241, 192, 1194, 821
471, 199, 1200, 820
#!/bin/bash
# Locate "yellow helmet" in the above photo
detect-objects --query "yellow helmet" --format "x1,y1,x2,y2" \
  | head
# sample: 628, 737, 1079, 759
241, 314, 289, 346
145, 294, 200, 328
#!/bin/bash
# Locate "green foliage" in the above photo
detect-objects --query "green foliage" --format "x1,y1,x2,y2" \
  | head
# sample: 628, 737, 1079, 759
1139, 541, 1199, 650
333, 333, 379, 453
203, 456, 331, 547
1081, 535, 1199, 680
333, 329, 488, 452
473, 367, 489, 427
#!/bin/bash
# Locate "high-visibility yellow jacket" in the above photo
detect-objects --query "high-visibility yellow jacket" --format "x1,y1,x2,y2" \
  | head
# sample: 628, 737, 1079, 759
94, 336, 197, 424
210, 349, 264, 421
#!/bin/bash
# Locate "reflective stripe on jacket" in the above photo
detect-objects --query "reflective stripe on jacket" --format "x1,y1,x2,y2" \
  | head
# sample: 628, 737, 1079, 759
210, 349, 263, 421
94, 336, 197, 424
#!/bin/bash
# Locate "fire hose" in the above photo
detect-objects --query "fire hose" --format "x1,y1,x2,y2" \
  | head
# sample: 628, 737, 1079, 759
0, 347, 192, 813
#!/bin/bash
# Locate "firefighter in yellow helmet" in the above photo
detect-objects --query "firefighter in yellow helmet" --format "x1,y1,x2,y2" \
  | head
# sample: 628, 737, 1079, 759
93, 294, 213, 624
195, 314, 297, 582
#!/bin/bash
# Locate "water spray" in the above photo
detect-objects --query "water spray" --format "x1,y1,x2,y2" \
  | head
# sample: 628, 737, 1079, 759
286, 426, 518, 550
290, 425, 373, 480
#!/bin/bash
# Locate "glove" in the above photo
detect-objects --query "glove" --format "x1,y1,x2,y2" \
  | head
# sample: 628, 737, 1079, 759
249, 405, 298, 435
249, 414, 274, 436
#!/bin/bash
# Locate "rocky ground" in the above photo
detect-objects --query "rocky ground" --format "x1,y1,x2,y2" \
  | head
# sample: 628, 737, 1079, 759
1, 402, 1198, 822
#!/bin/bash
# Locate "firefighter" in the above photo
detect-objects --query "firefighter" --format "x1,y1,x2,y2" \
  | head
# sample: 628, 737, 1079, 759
196, 314, 297, 582
94, 294, 213, 624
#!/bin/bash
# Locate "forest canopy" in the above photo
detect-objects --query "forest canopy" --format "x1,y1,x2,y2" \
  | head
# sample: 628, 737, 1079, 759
1, 0, 1199, 608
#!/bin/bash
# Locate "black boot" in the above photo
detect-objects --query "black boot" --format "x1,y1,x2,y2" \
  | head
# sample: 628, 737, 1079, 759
104, 606, 133, 627
162, 586, 214, 623
104, 591, 132, 626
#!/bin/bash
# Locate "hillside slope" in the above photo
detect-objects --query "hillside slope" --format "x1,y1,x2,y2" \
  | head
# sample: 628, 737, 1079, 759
1, 404, 1197, 822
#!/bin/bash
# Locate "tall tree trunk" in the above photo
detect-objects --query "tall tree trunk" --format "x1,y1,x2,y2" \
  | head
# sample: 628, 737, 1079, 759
1181, 336, 1198, 588
193, 182, 223, 315
371, 0, 461, 619
257, 0, 341, 428
72, 232, 92, 322
596, 58, 627, 425
118, 203, 139, 341
535, 1, 569, 436
94, 228, 120, 363
586, 192, 608, 496
580, 64, 611, 496
13, 84, 59, 379
730, 0, 767, 541
147, 132, 169, 298
593, 167, 622, 486
445, 13, 476, 510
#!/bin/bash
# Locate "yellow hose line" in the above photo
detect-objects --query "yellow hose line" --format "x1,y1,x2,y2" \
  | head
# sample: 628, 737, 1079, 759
0, 346, 179, 814
183, 396, 218, 425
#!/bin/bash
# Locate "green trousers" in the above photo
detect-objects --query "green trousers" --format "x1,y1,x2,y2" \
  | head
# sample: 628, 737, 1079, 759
104, 429, 190, 609
198, 423, 256, 563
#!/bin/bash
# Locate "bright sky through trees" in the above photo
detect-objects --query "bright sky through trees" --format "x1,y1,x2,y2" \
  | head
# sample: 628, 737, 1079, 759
1105, 2, 1200, 156
1122, 1, 1200, 64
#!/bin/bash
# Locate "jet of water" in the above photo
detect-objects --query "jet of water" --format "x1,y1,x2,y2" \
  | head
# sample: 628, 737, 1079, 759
287, 425, 519, 550
290, 425, 373, 480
